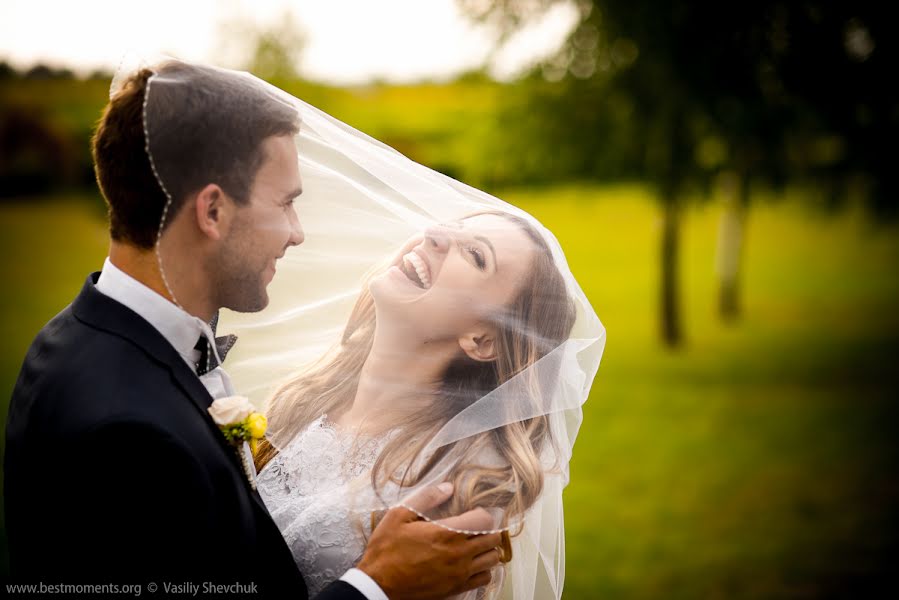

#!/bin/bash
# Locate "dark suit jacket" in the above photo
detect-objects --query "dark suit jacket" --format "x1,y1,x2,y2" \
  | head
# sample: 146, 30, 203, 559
4, 273, 364, 599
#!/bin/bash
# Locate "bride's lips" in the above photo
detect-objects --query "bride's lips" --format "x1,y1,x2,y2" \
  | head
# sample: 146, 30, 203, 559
404, 249, 431, 288
392, 245, 438, 291
396, 258, 426, 289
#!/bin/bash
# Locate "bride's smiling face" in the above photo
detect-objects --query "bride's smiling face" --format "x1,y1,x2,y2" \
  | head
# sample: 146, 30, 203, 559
369, 213, 536, 344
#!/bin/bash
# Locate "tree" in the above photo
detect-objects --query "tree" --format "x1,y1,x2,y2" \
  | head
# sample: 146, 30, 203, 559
460, 0, 898, 339
214, 10, 307, 82
461, 0, 711, 346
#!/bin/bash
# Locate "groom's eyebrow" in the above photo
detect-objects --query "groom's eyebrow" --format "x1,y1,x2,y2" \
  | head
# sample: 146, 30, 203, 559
285, 187, 303, 201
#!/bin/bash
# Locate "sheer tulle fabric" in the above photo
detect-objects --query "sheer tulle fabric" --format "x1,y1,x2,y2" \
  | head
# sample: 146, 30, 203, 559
128, 58, 605, 599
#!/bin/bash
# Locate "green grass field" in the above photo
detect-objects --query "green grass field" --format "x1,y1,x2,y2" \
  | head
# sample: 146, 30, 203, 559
2, 186, 897, 598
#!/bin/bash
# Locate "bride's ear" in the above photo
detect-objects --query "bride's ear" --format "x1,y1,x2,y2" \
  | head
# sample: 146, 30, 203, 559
458, 330, 497, 362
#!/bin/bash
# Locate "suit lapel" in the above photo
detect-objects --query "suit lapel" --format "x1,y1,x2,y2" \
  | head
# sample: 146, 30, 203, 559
71, 273, 268, 505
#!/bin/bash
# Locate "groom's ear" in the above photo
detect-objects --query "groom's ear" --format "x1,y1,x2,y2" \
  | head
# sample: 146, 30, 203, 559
458, 329, 498, 362
194, 183, 231, 241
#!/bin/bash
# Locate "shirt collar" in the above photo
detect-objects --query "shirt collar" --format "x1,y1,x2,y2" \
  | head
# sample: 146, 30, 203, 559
95, 257, 218, 367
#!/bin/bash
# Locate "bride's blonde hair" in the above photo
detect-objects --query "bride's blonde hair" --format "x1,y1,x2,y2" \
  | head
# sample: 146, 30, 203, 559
255, 212, 576, 529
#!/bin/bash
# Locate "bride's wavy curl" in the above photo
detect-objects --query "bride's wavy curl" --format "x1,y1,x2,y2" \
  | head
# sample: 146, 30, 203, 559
256, 212, 576, 531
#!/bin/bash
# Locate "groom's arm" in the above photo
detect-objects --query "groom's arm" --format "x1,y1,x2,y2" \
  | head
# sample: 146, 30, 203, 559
309, 485, 505, 600
313, 578, 372, 600
337, 570, 389, 600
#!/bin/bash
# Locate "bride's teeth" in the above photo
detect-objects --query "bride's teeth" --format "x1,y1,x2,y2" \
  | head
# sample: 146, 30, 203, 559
404, 252, 431, 289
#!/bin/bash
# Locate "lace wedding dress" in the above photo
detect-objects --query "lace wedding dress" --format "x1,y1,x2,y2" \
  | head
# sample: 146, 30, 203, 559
257, 415, 395, 595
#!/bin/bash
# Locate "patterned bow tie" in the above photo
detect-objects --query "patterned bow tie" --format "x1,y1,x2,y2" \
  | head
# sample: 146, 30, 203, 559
195, 311, 238, 376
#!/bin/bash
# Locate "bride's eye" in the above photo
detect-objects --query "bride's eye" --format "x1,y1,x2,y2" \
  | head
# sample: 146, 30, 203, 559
467, 247, 486, 270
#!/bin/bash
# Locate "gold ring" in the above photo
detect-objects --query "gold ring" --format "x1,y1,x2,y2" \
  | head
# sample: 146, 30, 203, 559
497, 530, 512, 563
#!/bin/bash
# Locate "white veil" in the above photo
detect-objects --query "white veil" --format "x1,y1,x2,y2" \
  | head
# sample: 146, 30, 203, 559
127, 58, 605, 599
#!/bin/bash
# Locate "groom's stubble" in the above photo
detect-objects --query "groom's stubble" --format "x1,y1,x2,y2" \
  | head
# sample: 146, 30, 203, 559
207, 134, 304, 314
210, 207, 271, 313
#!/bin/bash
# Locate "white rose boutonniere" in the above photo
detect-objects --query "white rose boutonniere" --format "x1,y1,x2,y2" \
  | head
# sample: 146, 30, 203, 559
208, 395, 268, 490
208, 395, 254, 427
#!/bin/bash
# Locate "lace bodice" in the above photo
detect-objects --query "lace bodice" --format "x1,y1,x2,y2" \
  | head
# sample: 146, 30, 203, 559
257, 416, 394, 595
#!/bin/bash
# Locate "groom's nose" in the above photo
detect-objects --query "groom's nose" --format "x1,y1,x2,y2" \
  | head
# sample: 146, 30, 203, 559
287, 208, 304, 247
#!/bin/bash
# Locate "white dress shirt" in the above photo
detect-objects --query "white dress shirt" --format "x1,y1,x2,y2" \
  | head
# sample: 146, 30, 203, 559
95, 258, 388, 600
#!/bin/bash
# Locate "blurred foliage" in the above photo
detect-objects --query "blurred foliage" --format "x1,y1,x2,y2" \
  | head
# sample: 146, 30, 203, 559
0, 62, 502, 200
0, 67, 108, 200
460, 0, 897, 209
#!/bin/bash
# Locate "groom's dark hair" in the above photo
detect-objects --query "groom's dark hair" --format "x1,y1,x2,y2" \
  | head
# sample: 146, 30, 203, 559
91, 61, 300, 249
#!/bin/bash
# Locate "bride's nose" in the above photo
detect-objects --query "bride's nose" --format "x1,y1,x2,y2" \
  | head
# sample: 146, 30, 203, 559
423, 224, 451, 254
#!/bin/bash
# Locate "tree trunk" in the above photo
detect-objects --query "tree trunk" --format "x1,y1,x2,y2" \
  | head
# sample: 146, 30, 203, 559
660, 191, 682, 347
653, 105, 687, 348
715, 172, 749, 321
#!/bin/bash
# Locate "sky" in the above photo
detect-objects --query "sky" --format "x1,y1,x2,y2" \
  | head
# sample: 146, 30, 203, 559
0, 0, 579, 84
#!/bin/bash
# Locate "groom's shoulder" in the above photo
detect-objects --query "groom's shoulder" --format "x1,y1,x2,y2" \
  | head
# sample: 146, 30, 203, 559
26, 300, 166, 380
12, 303, 180, 432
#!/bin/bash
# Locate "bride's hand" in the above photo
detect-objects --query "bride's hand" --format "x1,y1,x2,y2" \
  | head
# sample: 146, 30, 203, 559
356, 483, 504, 600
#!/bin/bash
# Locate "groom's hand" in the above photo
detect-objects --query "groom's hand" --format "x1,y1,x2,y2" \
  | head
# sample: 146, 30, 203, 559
356, 483, 504, 600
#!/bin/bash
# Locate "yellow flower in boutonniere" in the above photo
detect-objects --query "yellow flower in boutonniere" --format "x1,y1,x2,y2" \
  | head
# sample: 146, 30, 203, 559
208, 396, 268, 490
246, 413, 268, 454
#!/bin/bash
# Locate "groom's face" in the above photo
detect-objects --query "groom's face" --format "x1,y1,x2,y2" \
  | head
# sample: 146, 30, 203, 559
213, 134, 304, 312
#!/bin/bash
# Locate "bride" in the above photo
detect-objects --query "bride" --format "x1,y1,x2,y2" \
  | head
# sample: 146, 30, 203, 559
254, 209, 577, 597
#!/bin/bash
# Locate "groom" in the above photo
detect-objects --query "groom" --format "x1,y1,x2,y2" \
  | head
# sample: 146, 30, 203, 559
4, 61, 501, 598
